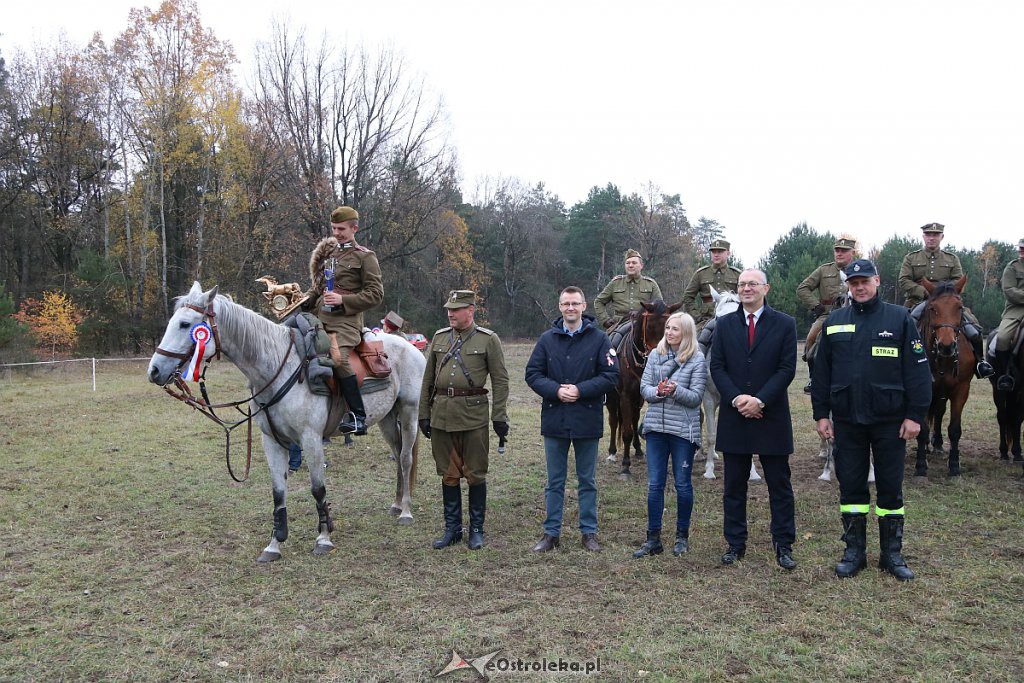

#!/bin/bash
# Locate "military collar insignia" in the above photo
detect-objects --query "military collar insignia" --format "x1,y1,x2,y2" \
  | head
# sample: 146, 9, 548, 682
341, 242, 353, 248
878, 330, 894, 338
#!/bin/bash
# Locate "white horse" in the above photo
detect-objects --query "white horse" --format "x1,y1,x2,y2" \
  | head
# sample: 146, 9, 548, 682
699, 286, 761, 481
148, 282, 426, 563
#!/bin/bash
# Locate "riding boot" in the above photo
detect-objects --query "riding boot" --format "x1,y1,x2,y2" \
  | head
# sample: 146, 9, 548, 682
995, 350, 1015, 392
878, 515, 914, 581
804, 358, 814, 394
431, 484, 463, 549
466, 482, 486, 550
632, 530, 663, 558
338, 375, 368, 435
835, 513, 867, 578
968, 334, 994, 378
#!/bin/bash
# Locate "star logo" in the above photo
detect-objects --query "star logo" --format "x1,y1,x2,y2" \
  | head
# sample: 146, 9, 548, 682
436, 650, 500, 678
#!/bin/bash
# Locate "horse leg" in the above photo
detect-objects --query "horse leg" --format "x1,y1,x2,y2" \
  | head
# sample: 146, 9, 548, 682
620, 396, 634, 479
914, 402, 933, 477
606, 398, 620, 463
702, 393, 719, 479
748, 456, 761, 482
631, 392, 644, 461
384, 404, 417, 524
302, 432, 335, 556
931, 399, 946, 453
257, 437, 291, 563
818, 437, 834, 481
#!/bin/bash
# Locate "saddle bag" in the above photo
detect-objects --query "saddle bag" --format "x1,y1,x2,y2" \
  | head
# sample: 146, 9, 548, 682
357, 338, 392, 379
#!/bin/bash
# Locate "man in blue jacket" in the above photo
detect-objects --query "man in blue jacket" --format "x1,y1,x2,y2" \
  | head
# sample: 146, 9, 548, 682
526, 286, 619, 552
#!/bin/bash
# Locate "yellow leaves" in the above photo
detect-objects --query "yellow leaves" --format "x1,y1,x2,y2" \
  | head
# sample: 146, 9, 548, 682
14, 292, 85, 358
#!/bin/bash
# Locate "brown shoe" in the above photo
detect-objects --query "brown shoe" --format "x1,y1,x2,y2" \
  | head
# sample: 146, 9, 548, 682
581, 533, 601, 552
531, 534, 560, 552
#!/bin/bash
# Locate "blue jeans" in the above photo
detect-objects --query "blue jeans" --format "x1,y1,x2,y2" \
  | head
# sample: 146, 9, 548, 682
644, 431, 696, 533
543, 437, 599, 536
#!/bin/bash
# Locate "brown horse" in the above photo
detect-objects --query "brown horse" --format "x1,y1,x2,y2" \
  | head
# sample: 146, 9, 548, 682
606, 300, 681, 478
915, 276, 972, 476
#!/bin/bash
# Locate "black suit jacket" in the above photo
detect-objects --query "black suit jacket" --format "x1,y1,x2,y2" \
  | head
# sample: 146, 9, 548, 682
709, 304, 797, 455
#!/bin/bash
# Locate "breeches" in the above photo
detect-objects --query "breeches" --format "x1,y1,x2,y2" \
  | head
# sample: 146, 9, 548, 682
328, 333, 355, 378
431, 426, 490, 486
996, 313, 1024, 351
804, 314, 828, 358
834, 420, 905, 512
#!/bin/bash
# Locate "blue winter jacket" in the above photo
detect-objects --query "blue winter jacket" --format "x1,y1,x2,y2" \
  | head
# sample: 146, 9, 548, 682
525, 315, 619, 439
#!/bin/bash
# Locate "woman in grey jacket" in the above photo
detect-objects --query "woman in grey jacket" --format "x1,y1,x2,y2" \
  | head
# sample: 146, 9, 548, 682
633, 312, 707, 558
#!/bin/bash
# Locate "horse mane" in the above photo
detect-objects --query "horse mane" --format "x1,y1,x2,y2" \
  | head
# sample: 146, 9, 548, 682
177, 290, 289, 364
928, 281, 959, 301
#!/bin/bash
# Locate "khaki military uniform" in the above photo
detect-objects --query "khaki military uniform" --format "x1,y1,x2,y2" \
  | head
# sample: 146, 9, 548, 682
593, 274, 663, 329
797, 261, 846, 350
682, 264, 741, 325
996, 258, 1024, 351
419, 324, 510, 485
898, 248, 963, 309
308, 237, 384, 377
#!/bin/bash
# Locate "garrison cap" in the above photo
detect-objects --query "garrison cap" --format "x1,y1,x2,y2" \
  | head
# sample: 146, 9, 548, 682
709, 239, 730, 251
330, 206, 359, 223
834, 237, 856, 250
845, 259, 878, 279
920, 222, 944, 234
624, 248, 642, 260
443, 290, 476, 309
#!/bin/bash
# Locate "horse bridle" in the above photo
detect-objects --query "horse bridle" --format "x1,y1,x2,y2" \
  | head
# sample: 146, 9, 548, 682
155, 301, 223, 364
925, 296, 964, 378
621, 310, 660, 378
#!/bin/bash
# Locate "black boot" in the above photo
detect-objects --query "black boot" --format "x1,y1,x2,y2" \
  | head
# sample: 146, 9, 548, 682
431, 484, 463, 549
672, 529, 689, 556
804, 359, 814, 394
338, 375, 368, 435
632, 530, 663, 558
994, 350, 1015, 392
970, 336, 994, 378
878, 515, 914, 581
835, 513, 867, 578
466, 482, 486, 550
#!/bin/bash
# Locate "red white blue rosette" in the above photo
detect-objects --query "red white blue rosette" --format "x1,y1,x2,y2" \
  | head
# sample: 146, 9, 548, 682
182, 322, 214, 381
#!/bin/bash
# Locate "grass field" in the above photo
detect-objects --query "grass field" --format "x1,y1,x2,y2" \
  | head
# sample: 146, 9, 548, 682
2, 345, 1023, 681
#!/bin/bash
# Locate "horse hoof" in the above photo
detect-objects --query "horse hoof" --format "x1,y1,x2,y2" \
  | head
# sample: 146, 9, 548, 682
397, 514, 414, 526
388, 505, 402, 516
749, 475, 762, 482
818, 473, 831, 482
1000, 453, 1009, 461
312, 543, 335, 556
914, 468, 927, 477
703, 471, 716, 480
1013, 454, 1023, 463
606, 454, 618, 463
256, 550, 282, 564
948, 466, 961, 477
619, 472, 631, 481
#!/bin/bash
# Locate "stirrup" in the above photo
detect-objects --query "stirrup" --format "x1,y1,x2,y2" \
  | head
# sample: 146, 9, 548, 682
997, 374, 1015, 392
339, 412, 367, 435
975, 361, 994, 379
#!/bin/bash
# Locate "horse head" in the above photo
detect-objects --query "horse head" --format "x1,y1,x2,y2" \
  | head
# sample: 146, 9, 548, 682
921, 277, 966, 360
710, 285, 740, 318
634, 299, 683, 353
148, 281, 220, 385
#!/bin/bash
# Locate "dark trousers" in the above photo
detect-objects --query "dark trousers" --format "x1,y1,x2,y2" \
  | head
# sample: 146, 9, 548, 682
834, 419, 905, 512
723, 453, 795, 549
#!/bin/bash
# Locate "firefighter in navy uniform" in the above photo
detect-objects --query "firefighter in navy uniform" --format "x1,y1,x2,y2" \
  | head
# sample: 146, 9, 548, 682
811, 259, 932, 581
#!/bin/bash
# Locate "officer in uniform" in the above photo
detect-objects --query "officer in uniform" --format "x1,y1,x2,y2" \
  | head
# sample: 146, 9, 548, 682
898, 222, 993, 378
593, 249, 663, 330
307, 205, 383, 435
682, 239, 741, 328
796, 235, 857, 393
812, 259, 932, 581
993, 238, 1024, 391
418, 290, 510, 550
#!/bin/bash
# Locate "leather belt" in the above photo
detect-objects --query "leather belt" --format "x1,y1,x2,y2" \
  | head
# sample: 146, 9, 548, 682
820, 298, 832, 306
701, 295, 713, 303
445, 387, 489, 397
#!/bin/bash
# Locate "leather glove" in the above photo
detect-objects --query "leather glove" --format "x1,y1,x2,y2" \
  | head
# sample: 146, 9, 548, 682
418, 419, 431, 439
811, 304, 826, 317
492, 420, 509, 439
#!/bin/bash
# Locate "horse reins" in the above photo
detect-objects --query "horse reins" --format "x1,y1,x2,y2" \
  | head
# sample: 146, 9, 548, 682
620, 311, 659, 379
922, 295, 965, 379
156, 300, 304, 482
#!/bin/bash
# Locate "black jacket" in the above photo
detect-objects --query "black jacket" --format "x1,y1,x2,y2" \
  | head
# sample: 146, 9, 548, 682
525, 315, 619, 439
811, 294, 932, 424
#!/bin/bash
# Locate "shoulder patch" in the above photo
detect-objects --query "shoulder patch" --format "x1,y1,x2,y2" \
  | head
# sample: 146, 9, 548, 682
434, 326, 452, 335
729, 265, 742, 273
911, 339, 924, 355
474, 326, 495, 336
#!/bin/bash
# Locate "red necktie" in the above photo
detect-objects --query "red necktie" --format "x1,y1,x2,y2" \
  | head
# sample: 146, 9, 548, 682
748, 313, 755, 347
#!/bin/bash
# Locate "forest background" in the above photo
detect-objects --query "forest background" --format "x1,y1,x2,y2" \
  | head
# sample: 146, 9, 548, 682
0, 0, 1017, 361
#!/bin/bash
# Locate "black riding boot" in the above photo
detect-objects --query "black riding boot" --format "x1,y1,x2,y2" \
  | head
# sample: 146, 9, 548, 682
878, 515, 914, 581
995, 350, 1015, 392
835, 513, 867, 578
338, 375, 368, 435
466, 482, 487, 550
633, 530, 663, 558
432, 484, 463, 549
970, 336, 994, 378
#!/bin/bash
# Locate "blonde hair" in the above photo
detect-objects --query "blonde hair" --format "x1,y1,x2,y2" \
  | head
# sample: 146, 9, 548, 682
656, 312, 698, 364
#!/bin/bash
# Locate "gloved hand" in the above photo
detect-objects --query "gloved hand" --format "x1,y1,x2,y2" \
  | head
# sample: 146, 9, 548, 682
492, 421, 509, 439
418, 419, 432, 439
811, 304, 826, 317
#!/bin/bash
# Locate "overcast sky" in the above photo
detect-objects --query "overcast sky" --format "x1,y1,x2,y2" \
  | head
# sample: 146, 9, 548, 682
3, 0, 1022, 265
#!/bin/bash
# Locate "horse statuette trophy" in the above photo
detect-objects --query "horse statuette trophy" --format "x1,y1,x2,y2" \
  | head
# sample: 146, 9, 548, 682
255, 276, 308, 321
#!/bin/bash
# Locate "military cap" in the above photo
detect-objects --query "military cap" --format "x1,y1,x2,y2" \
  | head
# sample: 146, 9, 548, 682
382, 310, 404, 329
624, 248, 642, 260
845, 259, 878, 279
920, 222, 944, 234
330, 205, 359, 223
443, 290, 476, 309
834, 237, 856, 250
709, 239, 730, 251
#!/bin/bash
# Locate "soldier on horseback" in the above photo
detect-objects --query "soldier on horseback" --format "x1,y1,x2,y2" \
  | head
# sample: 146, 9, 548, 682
307, 206, 384, 436
594, 249, 663, 336
682, 239, 741, 330
797, 235, 857, 394
993, 238, 1024, 391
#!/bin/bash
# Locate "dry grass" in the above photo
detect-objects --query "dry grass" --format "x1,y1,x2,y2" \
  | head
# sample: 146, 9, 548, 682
1, 348, 1022, 681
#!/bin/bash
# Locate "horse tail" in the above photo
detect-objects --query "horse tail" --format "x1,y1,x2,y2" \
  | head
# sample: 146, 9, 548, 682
410, 435, 419, 494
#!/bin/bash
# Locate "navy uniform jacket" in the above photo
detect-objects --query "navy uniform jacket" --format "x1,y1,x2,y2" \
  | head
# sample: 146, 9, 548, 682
709, 305, 797, 455
811, 295, 932, 425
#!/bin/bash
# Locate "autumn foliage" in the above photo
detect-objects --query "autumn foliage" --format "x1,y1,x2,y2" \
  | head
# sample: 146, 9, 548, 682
14, 292, 84, 358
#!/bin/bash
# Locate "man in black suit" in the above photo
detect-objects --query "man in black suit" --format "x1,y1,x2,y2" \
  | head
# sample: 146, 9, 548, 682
710, 268, 798, 570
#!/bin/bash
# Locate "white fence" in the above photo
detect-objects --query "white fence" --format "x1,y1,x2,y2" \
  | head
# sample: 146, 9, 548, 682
0, 357, 151, 391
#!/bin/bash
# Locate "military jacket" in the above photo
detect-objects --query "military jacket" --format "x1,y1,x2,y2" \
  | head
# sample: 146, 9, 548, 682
682, 264, 741, 321
1002, 258, 1024, 313
419, 323, 510, 431
797, 261, 845, 311
593, 274, 663, 328
898, 248, 962, 308
307, 237, 384, 344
